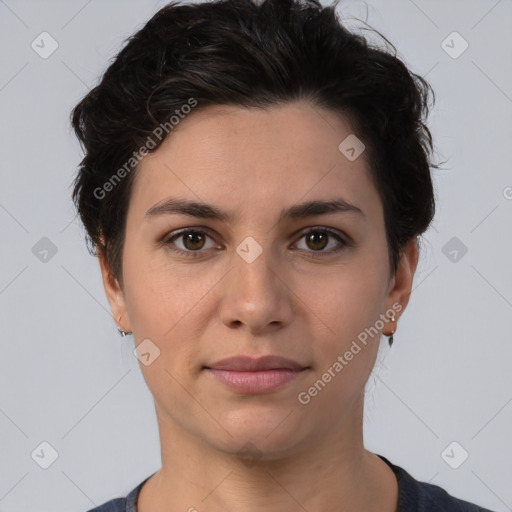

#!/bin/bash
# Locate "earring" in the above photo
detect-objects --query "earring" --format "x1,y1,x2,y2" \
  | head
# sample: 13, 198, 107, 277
388, 312, 396, 347
117, 316, 133, 337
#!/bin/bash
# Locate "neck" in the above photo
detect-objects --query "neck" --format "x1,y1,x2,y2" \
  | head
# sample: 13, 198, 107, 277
137, 395, 399, 512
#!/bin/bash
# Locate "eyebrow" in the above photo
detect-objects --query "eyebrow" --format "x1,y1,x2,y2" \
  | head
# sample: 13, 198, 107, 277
145, 197, 365, 223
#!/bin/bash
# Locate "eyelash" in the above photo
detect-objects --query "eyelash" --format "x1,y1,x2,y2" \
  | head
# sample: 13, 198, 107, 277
162, 227, 349, 259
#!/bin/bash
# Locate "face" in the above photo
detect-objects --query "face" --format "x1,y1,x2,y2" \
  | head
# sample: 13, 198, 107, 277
100, 100, 417, 459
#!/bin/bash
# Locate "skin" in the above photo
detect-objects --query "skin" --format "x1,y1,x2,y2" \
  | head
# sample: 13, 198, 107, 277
99, 100, 418, 512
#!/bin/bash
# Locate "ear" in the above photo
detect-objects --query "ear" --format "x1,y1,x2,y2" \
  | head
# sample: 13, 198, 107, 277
384, 237, 419, 318
97, 245, 131, 333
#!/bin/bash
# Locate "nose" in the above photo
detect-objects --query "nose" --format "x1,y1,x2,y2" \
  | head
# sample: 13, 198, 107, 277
218, 243, 294, 335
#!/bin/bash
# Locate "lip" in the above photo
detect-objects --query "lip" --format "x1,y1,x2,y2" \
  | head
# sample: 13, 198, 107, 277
205, 355, 306, 371
203, 355, 309, 394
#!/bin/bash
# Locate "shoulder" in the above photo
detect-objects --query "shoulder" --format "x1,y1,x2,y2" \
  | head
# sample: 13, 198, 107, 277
377, 455, 496, 512
416, 479, 495, 512
84, 474, 153, 512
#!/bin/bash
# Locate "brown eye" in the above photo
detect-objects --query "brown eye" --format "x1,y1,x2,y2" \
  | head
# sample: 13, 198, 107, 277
164, 229, 218, 257
294, 228, 348, 255
305, 231, 329, 251
181, 231, 206, 251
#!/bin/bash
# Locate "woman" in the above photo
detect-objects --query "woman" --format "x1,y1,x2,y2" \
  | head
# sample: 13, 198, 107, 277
71, 0, 495, 510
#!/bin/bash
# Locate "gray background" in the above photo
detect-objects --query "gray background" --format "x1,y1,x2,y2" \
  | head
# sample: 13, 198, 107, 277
0, 0, 511, 511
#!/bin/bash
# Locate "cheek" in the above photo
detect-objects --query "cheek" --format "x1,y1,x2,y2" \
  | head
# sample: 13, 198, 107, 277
295, 261, 387, 389
297, 277, 384, 413
123, 242, 203, 330
296, 261, 387, 340
122, 251, 222, 378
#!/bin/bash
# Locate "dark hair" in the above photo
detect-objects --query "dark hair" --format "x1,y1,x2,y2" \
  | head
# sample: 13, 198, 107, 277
71, 0, 439, 287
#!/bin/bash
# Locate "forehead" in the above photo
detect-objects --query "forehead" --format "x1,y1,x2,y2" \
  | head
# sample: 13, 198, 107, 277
127, 101, 381, 226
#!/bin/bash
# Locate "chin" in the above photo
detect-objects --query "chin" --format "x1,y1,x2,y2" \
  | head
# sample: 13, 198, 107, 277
205, 406, 312, 459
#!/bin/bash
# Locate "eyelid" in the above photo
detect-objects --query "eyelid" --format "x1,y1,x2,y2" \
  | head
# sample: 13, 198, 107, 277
162, 226, 216, 242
